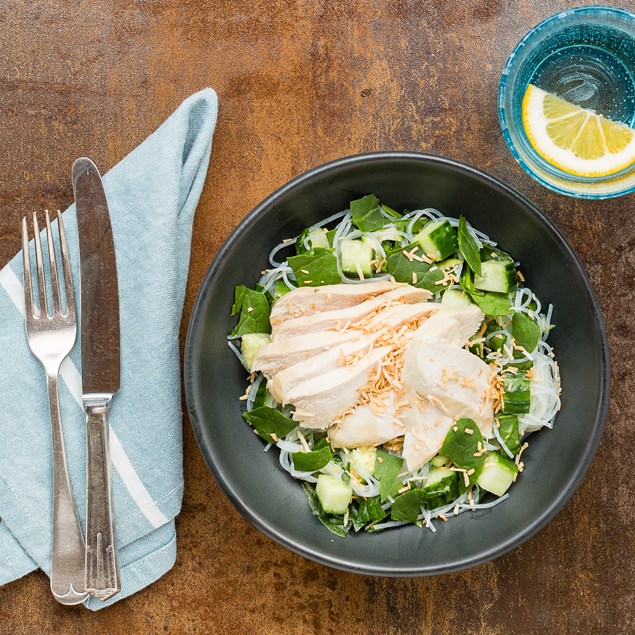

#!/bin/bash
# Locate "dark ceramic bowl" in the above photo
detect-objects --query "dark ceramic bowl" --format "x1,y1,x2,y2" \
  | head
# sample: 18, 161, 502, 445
184, 152, 610, 576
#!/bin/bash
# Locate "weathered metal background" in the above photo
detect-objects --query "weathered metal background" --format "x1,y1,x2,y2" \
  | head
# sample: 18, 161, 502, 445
0, 1, 633, 633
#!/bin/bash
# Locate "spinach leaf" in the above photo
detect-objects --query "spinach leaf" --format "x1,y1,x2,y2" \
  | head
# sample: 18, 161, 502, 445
381, 204, 402, 220
292, 444, 333, 472
457, 216, 482, 277
441, 418, 485, 489
303, 483, 350, 537
350, 194, 385, 232
386, 246, 445, 291
288, 248, 341, 286
350, 496, 387, 531
391, 489, 424, 522
511, 311, 541, 353
242, 406, 296, 441
374, 449, 404, 502
469, 290, 512, 317
421, 473, 459, 510
480, 245, 513, 262
230, 285, 271, 336
459, 268, 511, 317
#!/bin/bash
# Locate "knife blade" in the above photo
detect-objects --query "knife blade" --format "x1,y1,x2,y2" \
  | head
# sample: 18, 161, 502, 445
73, 157, 121, 601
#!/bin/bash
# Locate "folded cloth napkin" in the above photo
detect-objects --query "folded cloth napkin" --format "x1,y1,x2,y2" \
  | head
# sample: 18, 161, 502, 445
0, 88, 218, 609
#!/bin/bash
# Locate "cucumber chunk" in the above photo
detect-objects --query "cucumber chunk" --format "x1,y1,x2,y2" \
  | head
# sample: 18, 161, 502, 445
438, 257, 463, 272
430, 455, 449, 468
349, 447, 377, 476
340, 238, 375, 277
476, 452, 518, 496
502, 372, 531, 414
441, 288, 472, 307
422, 467, 459, 509
241, 333, 271, 370
316, 474, 353, 514
413, 220, 458, 261
497, 414, 521, 454
474, 260, 516, 293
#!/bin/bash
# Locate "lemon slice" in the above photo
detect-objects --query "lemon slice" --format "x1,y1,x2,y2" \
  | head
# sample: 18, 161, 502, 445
522, 84, 635, 177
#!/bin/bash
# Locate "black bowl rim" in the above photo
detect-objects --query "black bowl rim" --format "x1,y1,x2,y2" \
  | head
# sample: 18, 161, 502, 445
184, 151, 611, 576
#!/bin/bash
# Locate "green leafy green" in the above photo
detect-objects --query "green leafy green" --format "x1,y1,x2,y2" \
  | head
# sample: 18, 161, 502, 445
350, 194, 385, 232
480, 245, 514, 262
374, 450, 404, 502
390, 489, 424, 522
386, 246, 445, 291
242, 407, 296, 441
292, 443, 333, 472
441, 419, 485, 489
380, 204, 402, 220
302, 483, 350, 537
288, 248, 341, 286
511, 312, 541, 353
457, 216, 482, 277
230, 285, 271, 336
350, 496, 387, 531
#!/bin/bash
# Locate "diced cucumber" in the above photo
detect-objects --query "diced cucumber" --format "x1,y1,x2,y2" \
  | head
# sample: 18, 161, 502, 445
424, 466, 454, 486
430, 455, 449, 468
474, 260, 516, 293
476, 452, 518, 496
349, 447, 377, 476
422, 467, 459, 509
305, 227, 330, 250
316, 474, 353, 514
502, 372, 531, 414
497, 414, 521, 454
414, 220, 458, 261
241, 333, 271, 370
441, 288, 472, 307
340, 238, 375, 277
438, 257, 463, 272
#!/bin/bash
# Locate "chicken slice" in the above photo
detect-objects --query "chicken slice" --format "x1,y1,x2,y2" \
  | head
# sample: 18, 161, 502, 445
412, 304, 484, 346
402, 337, 494, 435
269, 335, 376, 403
328, 399, 405, 448
251, 330, 353, 377
284, 345, 393, 429
401, 404, 454, 471
271, 286, 432, 340
270, 281, 401, 326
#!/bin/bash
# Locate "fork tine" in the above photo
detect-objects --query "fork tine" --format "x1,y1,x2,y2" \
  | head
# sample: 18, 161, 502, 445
45, 210, 62, 315
32, 213, 48, 318
21, 216, 34, 319
57, 211, 75, 319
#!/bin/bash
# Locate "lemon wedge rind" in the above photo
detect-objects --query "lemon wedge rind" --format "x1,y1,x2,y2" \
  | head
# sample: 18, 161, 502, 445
522, 84, 635, 178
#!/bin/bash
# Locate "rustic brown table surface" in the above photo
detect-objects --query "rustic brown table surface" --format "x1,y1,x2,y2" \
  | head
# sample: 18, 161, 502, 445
1, 1, 633, 633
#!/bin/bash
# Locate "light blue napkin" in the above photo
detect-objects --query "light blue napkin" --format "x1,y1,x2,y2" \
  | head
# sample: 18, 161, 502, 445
0, 88, 218, 609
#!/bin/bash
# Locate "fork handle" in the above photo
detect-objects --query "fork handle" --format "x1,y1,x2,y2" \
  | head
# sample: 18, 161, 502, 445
47, 373, 89, 605
85, 399, 120, 601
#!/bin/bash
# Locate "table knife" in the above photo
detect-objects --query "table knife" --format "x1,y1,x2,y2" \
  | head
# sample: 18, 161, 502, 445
73, 157, 121, 601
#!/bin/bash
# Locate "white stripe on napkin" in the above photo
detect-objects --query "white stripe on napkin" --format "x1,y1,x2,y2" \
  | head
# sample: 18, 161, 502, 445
0, 265, 168, 529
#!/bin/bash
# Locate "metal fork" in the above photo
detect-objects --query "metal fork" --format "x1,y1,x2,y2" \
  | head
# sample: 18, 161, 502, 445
22, 211, 88, 605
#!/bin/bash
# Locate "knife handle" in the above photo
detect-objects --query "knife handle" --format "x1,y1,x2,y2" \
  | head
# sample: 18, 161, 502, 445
85, 400, 121, 601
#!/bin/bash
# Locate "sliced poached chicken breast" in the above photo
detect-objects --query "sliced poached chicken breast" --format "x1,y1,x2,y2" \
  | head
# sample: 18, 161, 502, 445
254, 302, 440, 378
285, 345, 392, 429
411, 304, 485, 346
329, 398, 405, 448
269, 280, 399, 326
271, 286, 431, 340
